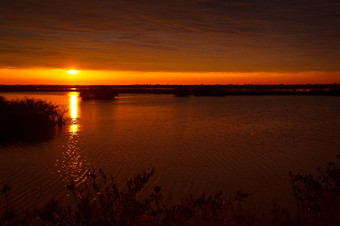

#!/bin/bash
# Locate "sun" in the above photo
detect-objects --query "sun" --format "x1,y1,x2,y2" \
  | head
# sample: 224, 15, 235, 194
67, 69, 79, 75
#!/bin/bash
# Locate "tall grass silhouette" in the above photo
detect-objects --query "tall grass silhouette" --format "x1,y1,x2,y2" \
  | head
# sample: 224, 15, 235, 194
0, 97, 66, 144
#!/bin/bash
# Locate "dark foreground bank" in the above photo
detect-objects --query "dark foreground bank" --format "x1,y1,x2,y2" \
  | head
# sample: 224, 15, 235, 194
1, 156, 339, 225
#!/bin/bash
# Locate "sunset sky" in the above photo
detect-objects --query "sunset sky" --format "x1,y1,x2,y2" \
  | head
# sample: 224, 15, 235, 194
0, 0, 339, 84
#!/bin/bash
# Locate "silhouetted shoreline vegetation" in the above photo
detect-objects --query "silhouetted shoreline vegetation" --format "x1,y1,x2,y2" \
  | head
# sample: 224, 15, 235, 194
0, 84, 339, 96
80, 86, 119, 100
0, 97, 66, 144
1, 156, 339, 225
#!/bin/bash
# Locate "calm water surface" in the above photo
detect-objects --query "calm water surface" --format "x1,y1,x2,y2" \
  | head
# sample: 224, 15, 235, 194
1, 92, 339, 210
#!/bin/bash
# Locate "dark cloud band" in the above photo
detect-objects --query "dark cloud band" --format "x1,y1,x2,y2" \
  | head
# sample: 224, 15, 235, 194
0, 0, 339, 72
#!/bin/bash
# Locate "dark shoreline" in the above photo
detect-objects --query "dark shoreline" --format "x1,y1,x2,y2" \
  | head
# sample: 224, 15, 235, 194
0, 84, 339, 96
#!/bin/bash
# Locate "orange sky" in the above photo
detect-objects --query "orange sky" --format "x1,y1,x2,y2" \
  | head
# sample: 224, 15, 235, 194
0, 69, 338, 85
0, 0, 339, 84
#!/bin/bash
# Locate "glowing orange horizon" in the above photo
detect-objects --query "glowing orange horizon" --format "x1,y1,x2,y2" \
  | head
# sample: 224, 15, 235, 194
0, 68, 339, 85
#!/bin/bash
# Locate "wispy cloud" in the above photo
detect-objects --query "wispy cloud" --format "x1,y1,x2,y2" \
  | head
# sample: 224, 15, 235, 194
0, 0, 339, 72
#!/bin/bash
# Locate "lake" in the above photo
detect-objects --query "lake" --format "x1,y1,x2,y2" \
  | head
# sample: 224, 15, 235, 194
0, 92, 339, 210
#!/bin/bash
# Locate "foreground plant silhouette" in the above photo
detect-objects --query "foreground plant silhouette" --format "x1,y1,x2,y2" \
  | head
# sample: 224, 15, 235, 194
289, 155, 340, 224
1, 157, 339, 225
0, 97, 66, 144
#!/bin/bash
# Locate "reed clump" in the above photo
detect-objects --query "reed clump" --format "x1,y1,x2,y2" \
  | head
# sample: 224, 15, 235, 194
0, 97, 66, 144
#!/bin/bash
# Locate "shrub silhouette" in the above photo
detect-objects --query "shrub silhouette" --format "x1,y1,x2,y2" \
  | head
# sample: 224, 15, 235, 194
290, 155, 340, 223
0, 97, 66, 144
1, 157, 339, 225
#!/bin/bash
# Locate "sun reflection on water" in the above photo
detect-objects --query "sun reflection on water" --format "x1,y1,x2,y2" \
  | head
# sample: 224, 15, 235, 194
69, 92, 80, 133
55, 92, 90, 187
69, 124, 79, 134
69, 93, 79, 119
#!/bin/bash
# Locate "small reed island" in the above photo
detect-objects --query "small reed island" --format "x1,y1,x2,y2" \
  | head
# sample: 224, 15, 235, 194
80, 87, 119, 100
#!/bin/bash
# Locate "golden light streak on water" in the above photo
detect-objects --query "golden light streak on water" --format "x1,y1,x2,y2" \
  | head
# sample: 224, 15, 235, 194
69, 93, 79, 119
69, 124, 79, 134
68, 92, 80, 133
55, 92, 89, 187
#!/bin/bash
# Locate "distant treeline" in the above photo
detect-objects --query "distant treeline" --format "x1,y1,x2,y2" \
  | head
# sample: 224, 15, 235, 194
0, 84, 339, 96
